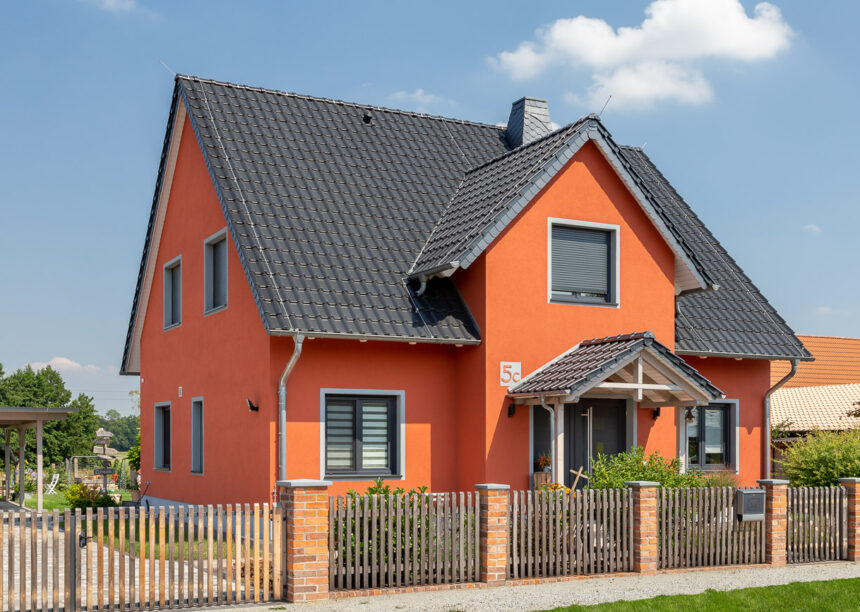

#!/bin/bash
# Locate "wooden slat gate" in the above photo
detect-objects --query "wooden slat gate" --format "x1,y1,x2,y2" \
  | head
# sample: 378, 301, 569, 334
329, 492, 480, 590
1, 504, 283, 612
657, 487, 763, 569
787, 486, 848, 563
507, 489, 633, 579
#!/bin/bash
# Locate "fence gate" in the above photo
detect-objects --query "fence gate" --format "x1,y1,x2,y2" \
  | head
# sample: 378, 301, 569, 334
787, 486, 847, 563
1, 504, 284, 612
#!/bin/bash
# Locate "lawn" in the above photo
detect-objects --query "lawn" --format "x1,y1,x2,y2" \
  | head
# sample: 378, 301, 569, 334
545, 579, 860, 611
24, 490, 132, 510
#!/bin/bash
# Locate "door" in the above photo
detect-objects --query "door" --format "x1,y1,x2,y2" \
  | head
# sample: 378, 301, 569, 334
565, 398, 627, 488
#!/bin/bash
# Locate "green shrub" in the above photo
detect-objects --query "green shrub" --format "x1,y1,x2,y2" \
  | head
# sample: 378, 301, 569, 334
587, 446, 731, 489
778, 429, 860, 486
64, 483, 117, 509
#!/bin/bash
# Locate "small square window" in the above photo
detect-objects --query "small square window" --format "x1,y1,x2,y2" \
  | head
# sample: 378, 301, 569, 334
204, 231, 228, 313
549, 222, 617, 305
163, 258, 182, 328
325, 395, 398, 477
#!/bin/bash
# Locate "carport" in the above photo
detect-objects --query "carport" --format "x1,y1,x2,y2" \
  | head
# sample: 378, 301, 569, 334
1, 406, 77, 510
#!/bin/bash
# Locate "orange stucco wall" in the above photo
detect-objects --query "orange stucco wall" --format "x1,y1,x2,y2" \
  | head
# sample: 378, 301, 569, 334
138, 128, 773, 503
139, 115, 274, 504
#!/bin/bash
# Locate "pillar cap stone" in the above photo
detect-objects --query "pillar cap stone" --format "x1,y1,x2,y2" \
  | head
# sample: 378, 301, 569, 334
475, 483, 510, 491
839, 477, 860, 484
757, 479, 789, 486
277, 479, 332, 488
625, 481, 659, 488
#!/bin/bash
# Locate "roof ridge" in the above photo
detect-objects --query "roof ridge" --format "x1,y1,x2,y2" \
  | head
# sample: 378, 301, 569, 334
463, 118, 590, 175
177, 74, 507, 131
580, 331, 654, 347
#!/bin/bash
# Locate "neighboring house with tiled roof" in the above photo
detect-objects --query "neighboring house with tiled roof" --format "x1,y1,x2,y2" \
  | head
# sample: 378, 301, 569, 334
122, 76, 809, 505
770, 335, 860, 434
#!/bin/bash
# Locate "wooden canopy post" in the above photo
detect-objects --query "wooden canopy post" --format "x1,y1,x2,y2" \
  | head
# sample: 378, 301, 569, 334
18, 425, 25, 508
36, 420, 43, 511
4, 427, 10, 501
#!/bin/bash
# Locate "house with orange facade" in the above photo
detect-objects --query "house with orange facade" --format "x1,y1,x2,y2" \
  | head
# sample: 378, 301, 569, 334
121, 76, 811, 506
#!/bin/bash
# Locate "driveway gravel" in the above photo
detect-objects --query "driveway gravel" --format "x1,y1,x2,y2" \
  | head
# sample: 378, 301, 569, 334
212, 562, 860, 611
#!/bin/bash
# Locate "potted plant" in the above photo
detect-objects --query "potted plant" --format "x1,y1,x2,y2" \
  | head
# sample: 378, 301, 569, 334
536, 452, 552, 472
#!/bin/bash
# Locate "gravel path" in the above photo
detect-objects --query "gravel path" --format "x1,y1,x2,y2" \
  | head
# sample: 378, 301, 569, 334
208, 562, 860, 611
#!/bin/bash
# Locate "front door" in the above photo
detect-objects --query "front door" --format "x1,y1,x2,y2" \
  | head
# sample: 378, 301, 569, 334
565, 398, 627, 488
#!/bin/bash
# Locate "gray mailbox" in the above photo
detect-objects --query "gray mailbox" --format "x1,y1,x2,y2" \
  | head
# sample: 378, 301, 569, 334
735, 489, 766, 522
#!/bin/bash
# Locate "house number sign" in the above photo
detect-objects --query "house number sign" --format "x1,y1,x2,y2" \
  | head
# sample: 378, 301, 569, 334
500, 361, 522, 386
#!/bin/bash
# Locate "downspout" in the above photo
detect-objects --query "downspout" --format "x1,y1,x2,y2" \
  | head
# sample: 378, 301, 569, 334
539, 394, 556, 483
278, 333, 305, 482
764, 359, 798, 479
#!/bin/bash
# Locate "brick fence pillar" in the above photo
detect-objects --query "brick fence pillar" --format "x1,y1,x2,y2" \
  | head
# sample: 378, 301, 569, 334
840, 478, 860, 562
475, 483, 509, 586
757, 479, 789, 565
626, 481, 659, 573
278, 479, 331, 602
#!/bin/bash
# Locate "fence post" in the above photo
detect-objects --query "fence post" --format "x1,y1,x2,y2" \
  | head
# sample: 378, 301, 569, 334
840, 478, 860, 562
626, 481, 658, 573
475, 483, 509, 586
278, 479, 331, 603
757, 479, 789, 565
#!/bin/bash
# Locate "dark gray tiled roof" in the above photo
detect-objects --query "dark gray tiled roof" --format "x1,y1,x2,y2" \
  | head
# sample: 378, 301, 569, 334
508, 332, 723, 399
620, 148, 812, 361
177, 76, 510, 342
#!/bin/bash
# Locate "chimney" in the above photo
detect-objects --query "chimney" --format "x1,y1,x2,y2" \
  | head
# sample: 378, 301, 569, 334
505, 97, 552, 148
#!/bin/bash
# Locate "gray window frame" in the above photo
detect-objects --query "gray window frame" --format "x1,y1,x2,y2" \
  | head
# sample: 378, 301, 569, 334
547, 218, 619, 307
163, 255, 182, 330
679, 400, 739, 473
191, 397, 204, 475
203, 228, 228, 315
153, 402, 172, 471
319, 388, 405, 481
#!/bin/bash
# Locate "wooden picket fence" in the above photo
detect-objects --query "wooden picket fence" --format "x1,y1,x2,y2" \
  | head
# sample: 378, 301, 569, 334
657, 487, 763, 569
328, 493, 480, 590
787, 486, 847, 563
0, 504, 283, 612
507, 489, 633, 579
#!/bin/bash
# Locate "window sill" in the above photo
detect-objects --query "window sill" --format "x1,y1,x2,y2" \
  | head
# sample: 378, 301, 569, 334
162, 322, 181, 332
550, 297, 618, 308
204, 305, 228, 317
324, 474, 403, 482
191, 470, 204, 476
153, 467, 171, 473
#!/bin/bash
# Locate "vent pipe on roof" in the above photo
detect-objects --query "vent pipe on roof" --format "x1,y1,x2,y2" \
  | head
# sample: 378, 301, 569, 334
505, 97, 552, 148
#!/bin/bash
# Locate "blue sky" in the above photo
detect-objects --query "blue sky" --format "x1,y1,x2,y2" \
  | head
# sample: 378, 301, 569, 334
1, 0, 858, 415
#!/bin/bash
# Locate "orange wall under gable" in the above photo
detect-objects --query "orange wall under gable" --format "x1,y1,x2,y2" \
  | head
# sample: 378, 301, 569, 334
479, 141, 678, 488
139, 115, 274, 504
683, 356, 770, 487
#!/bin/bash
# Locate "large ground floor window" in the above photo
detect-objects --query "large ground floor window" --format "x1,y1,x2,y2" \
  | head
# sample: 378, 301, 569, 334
325, 395, 398, 478
684, 402, 734, 469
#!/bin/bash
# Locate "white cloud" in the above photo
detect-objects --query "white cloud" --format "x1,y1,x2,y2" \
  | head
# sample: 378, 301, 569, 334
389, 89, 453, 113
815, 306, 851, 316
803, 224, 822, 233
30, 356, 101, 374
492, 0, 792, 109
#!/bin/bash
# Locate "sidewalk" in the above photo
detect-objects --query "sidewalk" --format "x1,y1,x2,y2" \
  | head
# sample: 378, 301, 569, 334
210, 562, 860, 611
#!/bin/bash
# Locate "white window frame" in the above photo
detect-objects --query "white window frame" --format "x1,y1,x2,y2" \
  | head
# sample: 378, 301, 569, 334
153, 402, 172, 472
191, 396, 204, 475
677, 399, 739, 474
203, 228, 228, 315
319, 388, 405, 481
163, 255, 182, 330
547, 217, 620, 307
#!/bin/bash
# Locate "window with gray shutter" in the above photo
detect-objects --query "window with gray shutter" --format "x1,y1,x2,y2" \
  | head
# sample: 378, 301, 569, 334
205, 233, 228, 312
551, 225, 612, 303
325, 395, 397, 476
163, 258, 182, 328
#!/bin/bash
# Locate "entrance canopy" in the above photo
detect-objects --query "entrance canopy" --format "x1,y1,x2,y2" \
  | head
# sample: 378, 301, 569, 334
1, 406, 77, 511
508, 332, 723, 407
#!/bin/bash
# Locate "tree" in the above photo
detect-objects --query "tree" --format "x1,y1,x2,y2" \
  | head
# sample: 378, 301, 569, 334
0, 364, 99, 467
778, 429, 860, 486
98, 408, 139, 452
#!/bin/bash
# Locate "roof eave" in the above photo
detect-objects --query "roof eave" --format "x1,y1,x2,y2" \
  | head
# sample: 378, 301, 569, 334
675, 349, 815, 362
